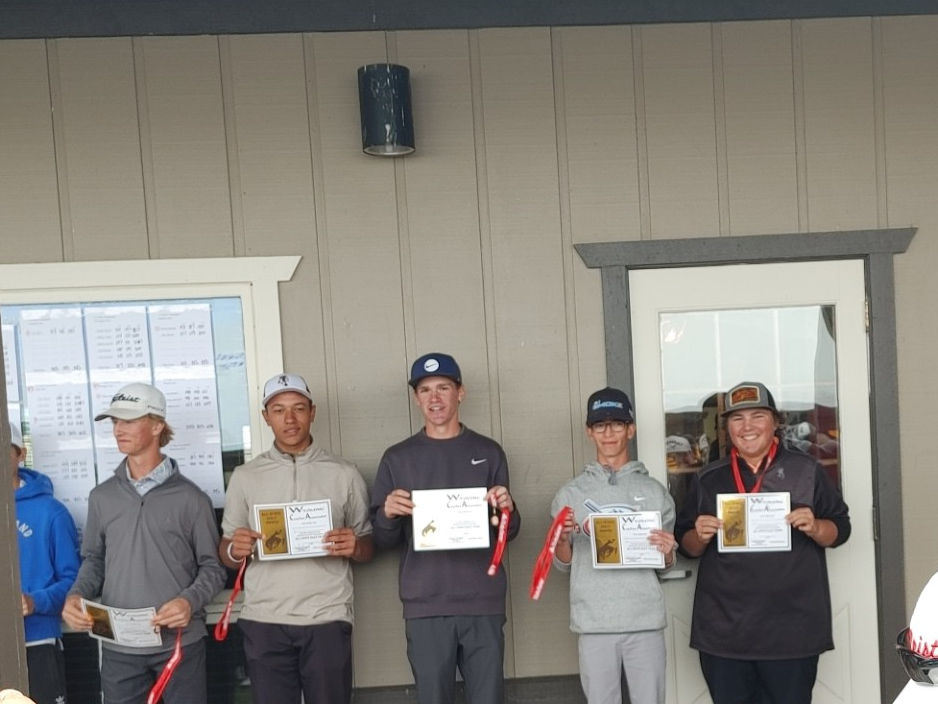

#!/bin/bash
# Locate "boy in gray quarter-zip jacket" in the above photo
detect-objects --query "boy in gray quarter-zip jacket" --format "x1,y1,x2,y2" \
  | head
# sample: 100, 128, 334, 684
550, 387, 677, 704
219, 373, 373, 704
63, 383, 226, 704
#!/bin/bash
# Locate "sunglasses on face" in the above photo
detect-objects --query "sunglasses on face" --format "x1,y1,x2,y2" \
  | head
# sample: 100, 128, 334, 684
897, 628, 938, 685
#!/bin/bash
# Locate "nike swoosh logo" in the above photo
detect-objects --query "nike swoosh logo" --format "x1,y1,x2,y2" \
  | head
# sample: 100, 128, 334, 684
471, 458, 486, 465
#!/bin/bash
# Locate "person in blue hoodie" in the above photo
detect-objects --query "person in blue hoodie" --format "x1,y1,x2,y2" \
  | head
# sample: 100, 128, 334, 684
12, 420, 81, 704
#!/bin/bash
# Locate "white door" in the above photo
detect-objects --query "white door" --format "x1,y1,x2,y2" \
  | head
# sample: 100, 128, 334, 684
629, 260, 878, 704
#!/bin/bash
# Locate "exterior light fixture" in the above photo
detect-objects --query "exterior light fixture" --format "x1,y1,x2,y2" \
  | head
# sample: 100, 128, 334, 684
357, 63, 415, 156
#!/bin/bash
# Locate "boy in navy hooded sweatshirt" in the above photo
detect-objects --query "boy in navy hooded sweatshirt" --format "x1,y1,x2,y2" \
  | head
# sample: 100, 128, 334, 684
13, 420, 81, 704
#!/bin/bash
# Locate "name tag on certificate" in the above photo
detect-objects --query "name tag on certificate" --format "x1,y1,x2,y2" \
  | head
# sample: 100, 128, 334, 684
411, 487, 490, 551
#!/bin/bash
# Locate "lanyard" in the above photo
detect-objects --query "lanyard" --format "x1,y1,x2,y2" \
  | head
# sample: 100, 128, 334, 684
214, 557, 248, 642
730, 439, 779, 494
530, 506, 573, 601
487, 506, 511, 576
147, 628, 183, 704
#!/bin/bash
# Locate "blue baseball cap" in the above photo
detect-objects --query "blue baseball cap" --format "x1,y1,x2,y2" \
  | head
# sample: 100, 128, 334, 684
409, 353, 462, 388
586, 387, 634, 426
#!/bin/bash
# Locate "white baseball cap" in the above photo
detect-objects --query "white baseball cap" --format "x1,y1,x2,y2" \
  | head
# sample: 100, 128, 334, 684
665, 435, 692, 454
94, 383, 167, 421
9, 421, 23, 449
262, 373, 313, 407
894, 571, 938, 703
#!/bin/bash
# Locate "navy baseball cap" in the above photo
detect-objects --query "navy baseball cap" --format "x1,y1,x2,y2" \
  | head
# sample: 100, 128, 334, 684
409, 353, 462, 388
586, 387, 634, 426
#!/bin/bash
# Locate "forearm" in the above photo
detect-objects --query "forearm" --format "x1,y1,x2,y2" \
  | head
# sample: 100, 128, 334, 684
68, 559, 104, 599
554, 537, 572, 566
807, 518, 839, 547
218, 536, 243, 569
679, 529, 709, 558
351, 534, 375, 563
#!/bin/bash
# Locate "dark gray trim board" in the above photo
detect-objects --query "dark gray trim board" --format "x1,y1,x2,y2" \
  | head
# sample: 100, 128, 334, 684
4, 0, 938, 40
575, 227, 915, 703
352, 675, 586, 703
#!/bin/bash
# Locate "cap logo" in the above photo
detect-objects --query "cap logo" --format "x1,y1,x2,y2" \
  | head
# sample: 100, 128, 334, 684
729, 386, 761, 406
424, 359, 440, 373
112, 392, 141, 403
592, 400, 623, 411
277, 375, 289, 387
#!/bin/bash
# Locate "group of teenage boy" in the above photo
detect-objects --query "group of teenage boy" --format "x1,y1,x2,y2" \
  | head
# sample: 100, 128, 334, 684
12, 352, 875, 704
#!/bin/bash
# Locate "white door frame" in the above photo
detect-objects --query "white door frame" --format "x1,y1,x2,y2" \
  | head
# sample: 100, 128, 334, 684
575, 227, 914, 702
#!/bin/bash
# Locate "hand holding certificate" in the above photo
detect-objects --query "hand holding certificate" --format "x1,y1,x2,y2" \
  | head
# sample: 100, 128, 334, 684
254, 500, 334, 560
716, 491, 792, 552
411, 487, 490, 551
80, 599, 162, 647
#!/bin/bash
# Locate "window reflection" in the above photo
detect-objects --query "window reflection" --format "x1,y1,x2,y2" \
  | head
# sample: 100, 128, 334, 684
660, 305, 841, 516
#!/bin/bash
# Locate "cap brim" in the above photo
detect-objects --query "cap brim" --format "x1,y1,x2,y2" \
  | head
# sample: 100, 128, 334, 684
893, 681, 938, 704
587, 414, 633, 426
409, 373, 460, 388
263, 388, 313, 406
94, 409, 150, 421
720, 404, 775, 417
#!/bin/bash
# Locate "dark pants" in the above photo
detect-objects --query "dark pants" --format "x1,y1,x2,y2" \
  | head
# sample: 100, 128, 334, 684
405, 615, 506, 704
699, 651, 820, 704
239, 619, 352, 704
100, 638, 207, 704
27, 642, 67, 704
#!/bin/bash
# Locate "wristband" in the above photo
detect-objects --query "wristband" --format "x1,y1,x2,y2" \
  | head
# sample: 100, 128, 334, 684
226, 541, 239, 563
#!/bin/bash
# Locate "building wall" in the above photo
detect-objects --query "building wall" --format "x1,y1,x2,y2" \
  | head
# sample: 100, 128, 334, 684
1, 17, 936, 687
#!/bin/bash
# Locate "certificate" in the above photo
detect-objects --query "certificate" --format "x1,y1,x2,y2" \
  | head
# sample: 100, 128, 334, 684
589, 511, 665, 569
411, 487, 490, 551
253, 500, 334, 560
716, 491, 792, 552
81, 599, 161, 647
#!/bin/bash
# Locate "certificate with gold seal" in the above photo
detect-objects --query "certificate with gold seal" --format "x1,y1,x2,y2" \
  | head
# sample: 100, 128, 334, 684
589, 511, 664, 569
253, 500, 333, 560
411, 487, 490, 551
716, 491, 791, 552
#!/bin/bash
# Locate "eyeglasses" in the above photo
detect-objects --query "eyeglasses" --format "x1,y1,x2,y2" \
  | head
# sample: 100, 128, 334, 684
896, 628, 938, 685
590, 421, 630, 434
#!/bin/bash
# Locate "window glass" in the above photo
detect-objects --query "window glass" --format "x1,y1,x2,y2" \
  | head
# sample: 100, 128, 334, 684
660, 305, 841, 514
2, 297, 251, 530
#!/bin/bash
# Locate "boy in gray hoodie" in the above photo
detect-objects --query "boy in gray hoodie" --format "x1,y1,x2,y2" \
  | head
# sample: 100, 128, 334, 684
550, 387, 677, 704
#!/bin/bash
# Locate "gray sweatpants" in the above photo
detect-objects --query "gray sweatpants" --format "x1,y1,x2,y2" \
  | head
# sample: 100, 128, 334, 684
578, 630, 666, 704
100, 638, 206, 704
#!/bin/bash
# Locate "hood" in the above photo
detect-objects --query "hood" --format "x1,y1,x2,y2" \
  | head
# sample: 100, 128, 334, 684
583, 459, 650, 485
15, 467, 55, 501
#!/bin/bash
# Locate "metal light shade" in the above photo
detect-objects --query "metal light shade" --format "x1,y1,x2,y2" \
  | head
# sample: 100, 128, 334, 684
358, 63, 415, 156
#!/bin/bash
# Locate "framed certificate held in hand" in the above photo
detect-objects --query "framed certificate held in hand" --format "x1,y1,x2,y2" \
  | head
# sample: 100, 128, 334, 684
716, 491, 791, 553
589, 511, 665, 569
411, 487, 490, 551
253, 500, 334, 560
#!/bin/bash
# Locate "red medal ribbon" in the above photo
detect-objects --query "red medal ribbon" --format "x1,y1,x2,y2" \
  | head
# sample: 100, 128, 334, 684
730, 438, 779, 494
147, 628, 183, 704
530, 506, 573, 601
487, 507, 511, 576
214, 557, 247, 642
